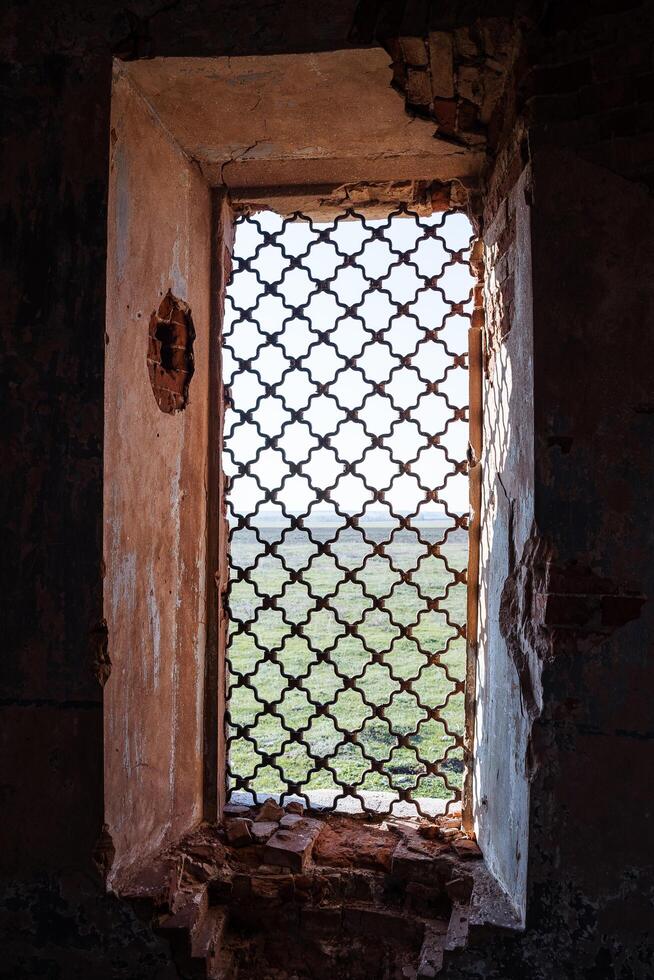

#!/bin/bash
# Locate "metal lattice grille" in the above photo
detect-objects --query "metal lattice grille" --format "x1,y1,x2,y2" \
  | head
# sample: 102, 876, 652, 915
222, 206, 475, 817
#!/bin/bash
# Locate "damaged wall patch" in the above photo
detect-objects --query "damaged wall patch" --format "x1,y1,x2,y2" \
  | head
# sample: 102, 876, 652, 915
147, 290, 195, 414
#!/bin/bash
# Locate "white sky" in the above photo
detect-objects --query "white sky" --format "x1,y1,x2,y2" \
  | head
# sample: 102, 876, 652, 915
222, 209, 474, 521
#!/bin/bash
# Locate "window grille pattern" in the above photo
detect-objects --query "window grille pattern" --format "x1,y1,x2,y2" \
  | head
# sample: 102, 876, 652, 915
222, 206, 474, 817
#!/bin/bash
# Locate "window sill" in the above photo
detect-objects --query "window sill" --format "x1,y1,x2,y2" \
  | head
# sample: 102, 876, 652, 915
113, 806, 522, 977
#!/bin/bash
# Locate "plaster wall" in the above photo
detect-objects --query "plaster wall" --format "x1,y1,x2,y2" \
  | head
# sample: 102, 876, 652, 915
104, 70, 212, 877
475, 166, 534, 921
123, 51, 484, 188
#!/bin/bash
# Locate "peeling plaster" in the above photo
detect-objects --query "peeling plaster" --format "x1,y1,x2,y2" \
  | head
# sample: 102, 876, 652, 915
499, 525, 550, 724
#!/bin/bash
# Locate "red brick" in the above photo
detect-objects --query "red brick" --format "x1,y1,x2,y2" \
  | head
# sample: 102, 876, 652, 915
457, 98, 480, 133
451, 839, 482, 860
432, 98, 457, 134
593, 41, 654, 83
250, 874, 294, 900
313, 818, 395, 872
225, 818, 253, 847
406, 67, 432, 107
400, 36, 429, 68
547, 565, 614, 596
263, 817, 322, 871
429, 32, 454, 99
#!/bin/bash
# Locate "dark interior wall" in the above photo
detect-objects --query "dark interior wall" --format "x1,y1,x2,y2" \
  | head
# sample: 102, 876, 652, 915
525, 13, 654, 958
526, 143, 654, 979
455, 3, 654, 977
2, 1, 654, 977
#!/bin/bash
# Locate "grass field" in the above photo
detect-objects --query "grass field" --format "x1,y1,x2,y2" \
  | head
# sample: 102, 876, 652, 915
225, 519, 467, 803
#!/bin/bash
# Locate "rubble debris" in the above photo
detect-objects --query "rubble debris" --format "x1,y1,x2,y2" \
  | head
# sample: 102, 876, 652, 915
285, 801, 305, 815
225, 818, 253, 847
264, 817, 322, 871
223, 803, 251, 819
250, 821, 279, 842
280, 813, 303, 828
313, 816, 395, 872
256, 798, 285, 822
452, 839, 483, 860
417, 823, 442, 840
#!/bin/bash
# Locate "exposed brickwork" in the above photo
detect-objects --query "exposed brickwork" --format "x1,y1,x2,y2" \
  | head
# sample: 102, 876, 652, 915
147, 290, 196, 414
115, 805, 506, 980
350, 2, 519, 151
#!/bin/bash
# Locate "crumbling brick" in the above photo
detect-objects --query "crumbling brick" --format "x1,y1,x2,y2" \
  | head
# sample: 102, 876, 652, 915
226, 818, 253, 847
250, 821, 279, 842
406, 67, 433, 109
280, 814, 303, 828
256, 798, 285, 822
417, 923, 445, 978
313, 817, 395, 872
264, 818, 322, 871
429, 32, 454, 99
146, 290, 195, 414
451, 839, 483, 861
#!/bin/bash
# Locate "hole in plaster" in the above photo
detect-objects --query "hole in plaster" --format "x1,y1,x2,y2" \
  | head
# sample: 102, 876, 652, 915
147, 289, 195, 414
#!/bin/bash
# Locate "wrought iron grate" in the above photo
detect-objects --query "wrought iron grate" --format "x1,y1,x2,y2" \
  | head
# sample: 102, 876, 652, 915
221, 205, 475, 817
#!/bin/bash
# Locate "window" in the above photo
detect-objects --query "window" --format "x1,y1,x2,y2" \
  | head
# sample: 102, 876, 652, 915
221, 205, 477, 818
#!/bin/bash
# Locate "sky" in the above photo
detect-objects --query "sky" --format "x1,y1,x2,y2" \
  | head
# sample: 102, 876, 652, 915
222, 208, 474, 523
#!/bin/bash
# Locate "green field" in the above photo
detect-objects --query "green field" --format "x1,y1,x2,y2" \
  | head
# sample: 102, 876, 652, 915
226, 520, 467, 803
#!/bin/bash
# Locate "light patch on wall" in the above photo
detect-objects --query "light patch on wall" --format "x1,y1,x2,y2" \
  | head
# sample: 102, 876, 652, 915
112, 550, 136, 623
170, 233, 188, 297
114, 140, 129, 284
147, 559, 161, 689
168, 451, 183, 817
